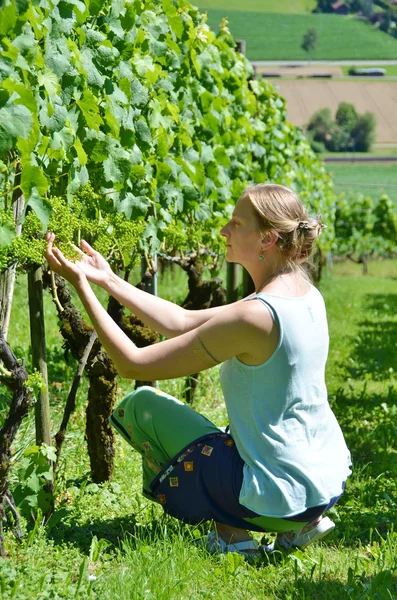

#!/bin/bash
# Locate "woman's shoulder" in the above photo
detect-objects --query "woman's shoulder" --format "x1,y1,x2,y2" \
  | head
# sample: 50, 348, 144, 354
234, 296, 277, 334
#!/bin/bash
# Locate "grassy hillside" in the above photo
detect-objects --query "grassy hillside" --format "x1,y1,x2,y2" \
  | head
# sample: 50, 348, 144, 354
193, 0, 316, 13
204, 11, 397, 60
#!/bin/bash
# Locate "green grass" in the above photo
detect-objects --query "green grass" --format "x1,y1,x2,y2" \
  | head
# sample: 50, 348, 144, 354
194, 0, 316, 13
325, 162, 397, 199
204, 11, 397, 60
4, 262, 397, 598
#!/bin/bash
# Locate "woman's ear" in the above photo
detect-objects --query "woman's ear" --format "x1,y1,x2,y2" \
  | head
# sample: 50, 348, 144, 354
261, 230, 279, 251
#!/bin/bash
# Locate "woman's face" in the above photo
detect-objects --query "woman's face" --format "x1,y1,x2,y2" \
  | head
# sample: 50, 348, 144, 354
220, 195, 262, 265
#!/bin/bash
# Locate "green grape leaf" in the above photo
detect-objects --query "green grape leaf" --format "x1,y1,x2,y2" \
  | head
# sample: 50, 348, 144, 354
200, 91, 213, 113
214, 147, 230, 168
24, 189, 53, 232
0, 223, 16, 248
76, 89, 104, 131
0, 103, 32, 154
156, 161, 172, 187
38, 69, 60, 97
74, 137, 87, 165
0, 4, 17, 36
103, 149, 132, 183
21, 165, 48, 198
135, 118, 152, 143
118, 193, 151, 218
131, 79, 149, 107
2, 80, 36, 112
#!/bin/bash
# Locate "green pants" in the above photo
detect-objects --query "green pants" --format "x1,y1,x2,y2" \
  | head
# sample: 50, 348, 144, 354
111, 385, 220, 493
110, 386, 308, 533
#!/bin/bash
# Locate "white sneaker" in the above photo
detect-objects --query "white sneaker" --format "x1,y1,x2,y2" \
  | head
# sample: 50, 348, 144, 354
263, 516, 335, 551
202, 531, 261, 557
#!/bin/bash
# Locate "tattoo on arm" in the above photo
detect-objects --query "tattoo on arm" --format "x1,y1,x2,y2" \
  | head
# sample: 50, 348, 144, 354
197, 335, 220, 364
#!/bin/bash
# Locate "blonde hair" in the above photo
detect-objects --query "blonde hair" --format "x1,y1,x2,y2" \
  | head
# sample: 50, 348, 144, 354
242, 183, 325, 265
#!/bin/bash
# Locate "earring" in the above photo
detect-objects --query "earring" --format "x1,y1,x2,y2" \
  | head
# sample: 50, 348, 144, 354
259, 253, 264, 261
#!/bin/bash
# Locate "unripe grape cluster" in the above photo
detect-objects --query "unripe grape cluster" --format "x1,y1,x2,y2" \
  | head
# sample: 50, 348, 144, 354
0, 184, 145, 273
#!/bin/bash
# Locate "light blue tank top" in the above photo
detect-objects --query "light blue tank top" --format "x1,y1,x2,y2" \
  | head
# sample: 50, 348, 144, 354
219, 284, 351, 518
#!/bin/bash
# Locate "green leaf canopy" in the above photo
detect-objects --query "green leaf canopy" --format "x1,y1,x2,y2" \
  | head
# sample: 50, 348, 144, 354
0, 0, 335, 257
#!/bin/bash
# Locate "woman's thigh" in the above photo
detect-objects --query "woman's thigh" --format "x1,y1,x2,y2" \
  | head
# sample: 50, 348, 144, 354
111, 385, 221, 464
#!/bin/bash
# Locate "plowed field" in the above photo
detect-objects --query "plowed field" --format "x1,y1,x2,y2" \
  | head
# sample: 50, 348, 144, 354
274, 80, 397, 143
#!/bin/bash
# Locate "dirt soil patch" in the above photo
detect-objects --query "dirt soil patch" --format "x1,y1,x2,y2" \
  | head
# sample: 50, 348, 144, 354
257, 66, 343, 77
273, 80, 397, 143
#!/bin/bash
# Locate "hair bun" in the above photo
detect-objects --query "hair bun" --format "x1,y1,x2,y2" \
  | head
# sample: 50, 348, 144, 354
297, 221, 310, 234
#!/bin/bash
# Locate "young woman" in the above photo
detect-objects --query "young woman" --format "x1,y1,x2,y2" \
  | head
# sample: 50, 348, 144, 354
45, 183, 351, 557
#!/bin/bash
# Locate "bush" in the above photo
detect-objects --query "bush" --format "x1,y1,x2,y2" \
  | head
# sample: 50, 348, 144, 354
352, 113, 377, 151
306, 103, 375, 152
327, 124, 351, 152
335, 102, 358, 134
308, 136, 326, 154
307, 107, 333, 143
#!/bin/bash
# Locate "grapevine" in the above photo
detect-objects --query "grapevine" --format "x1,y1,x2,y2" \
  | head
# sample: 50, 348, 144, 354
0, 0, 335, 268
0, 0, 339, 508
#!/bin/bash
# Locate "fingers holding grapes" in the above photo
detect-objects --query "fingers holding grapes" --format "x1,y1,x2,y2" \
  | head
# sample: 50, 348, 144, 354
45, 232, 85, 285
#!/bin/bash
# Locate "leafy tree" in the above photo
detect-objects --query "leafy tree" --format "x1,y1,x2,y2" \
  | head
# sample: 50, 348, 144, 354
301, 28, 318, 63
335, 103, 358, 134
380, 9, 392, 33
326, 124, 351, 152
315, 0, 334, 12
316, 0, 373, 14
352, 113, 376, 151
307, 108, 333, 144
357, 0, 374, 18
307, 103, 375, 152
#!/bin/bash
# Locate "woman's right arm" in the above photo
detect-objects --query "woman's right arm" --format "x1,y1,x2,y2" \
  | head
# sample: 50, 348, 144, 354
103, 271, 231, 338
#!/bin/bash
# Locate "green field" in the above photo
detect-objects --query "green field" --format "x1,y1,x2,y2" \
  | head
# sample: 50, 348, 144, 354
325, 162, 397, 199
194, 0, 316, 13
204, 11, 397, 60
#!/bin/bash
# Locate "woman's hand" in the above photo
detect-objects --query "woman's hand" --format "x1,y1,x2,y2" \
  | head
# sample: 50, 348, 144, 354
45, 234, 114, 288
72, 239, 114, 287
45, 232, 86, 287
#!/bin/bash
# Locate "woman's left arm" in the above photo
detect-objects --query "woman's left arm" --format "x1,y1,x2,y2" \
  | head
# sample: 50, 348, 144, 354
74, 275, 258, 380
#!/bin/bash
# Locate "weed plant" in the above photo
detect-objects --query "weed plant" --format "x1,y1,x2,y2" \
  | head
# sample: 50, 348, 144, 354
2, 261, 397, 598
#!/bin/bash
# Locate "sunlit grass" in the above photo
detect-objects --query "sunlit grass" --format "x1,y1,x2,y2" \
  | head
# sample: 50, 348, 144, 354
3, 259, 397, 598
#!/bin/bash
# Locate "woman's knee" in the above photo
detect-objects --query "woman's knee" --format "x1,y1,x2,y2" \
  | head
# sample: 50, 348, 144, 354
126, 386, 183, 432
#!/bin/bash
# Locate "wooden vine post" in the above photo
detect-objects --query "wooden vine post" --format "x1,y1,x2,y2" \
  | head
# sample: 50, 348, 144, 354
27, 266, 51, 446
0, 162, 24, 341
